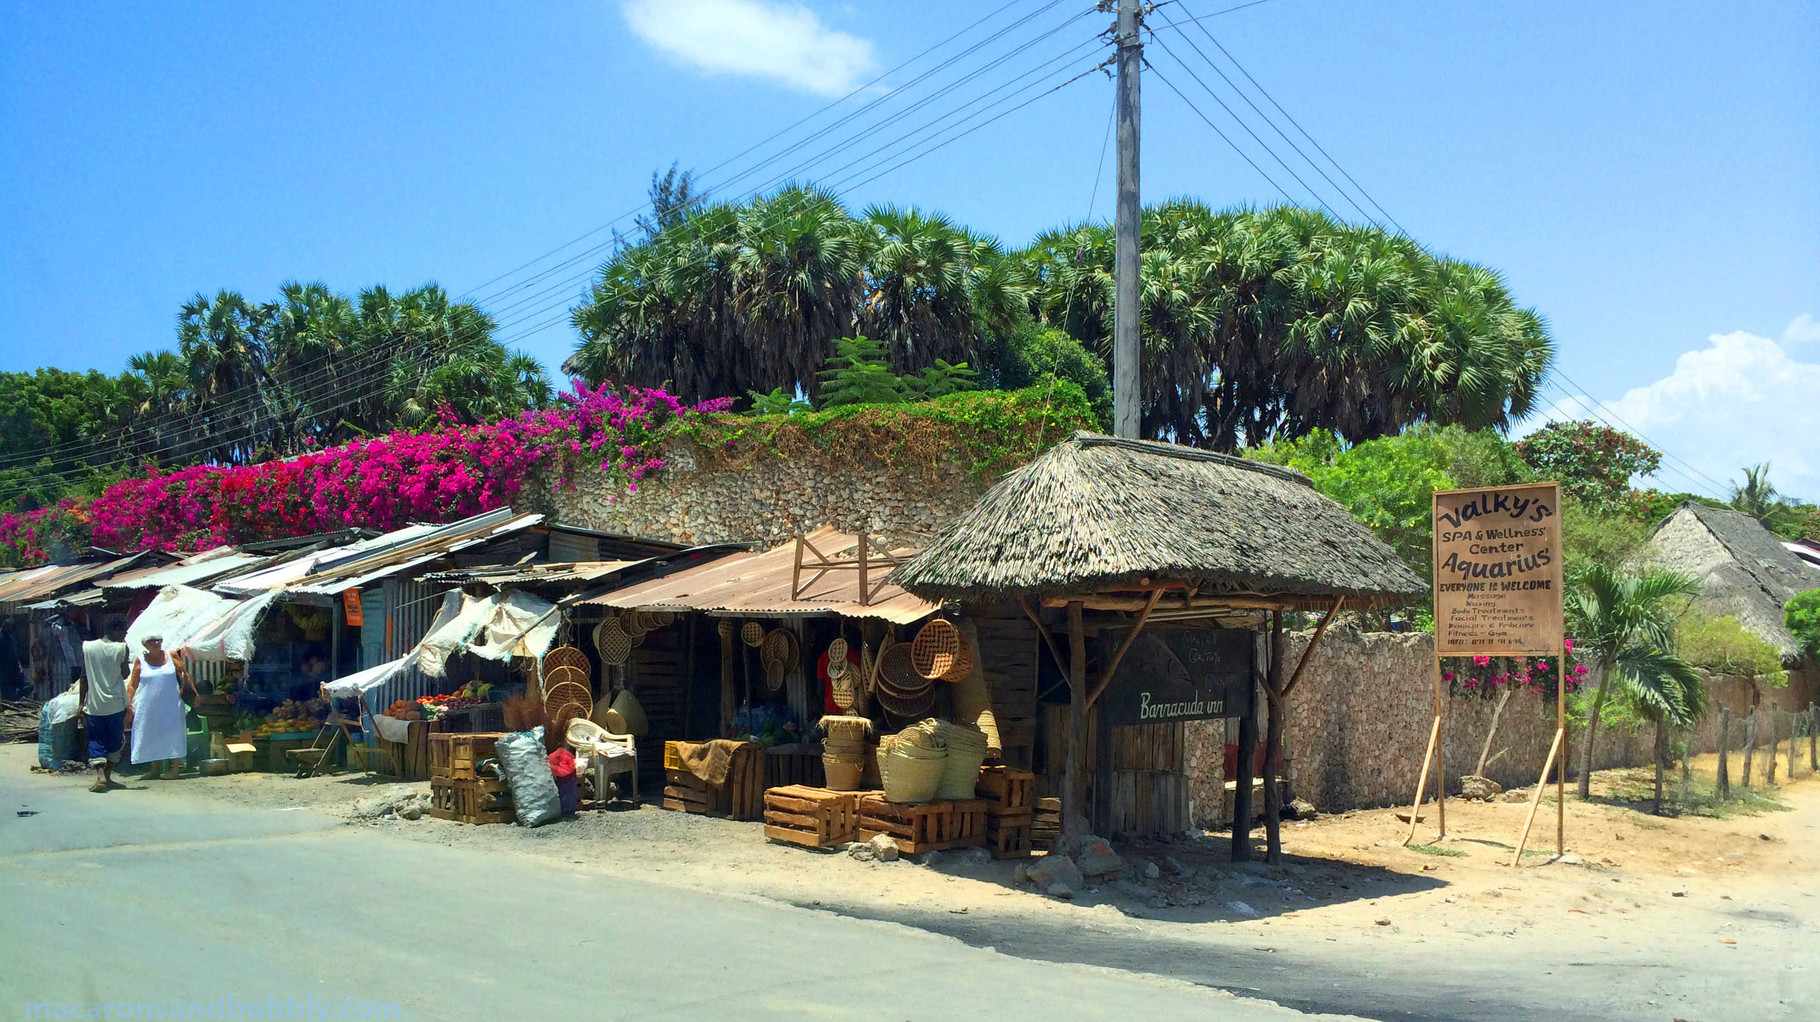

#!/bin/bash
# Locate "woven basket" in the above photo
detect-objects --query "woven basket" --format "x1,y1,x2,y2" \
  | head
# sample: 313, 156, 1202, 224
822, 757, 865, 791
620, 610, 647, 640
910, 619, 963, 680
932, 721, 989, 800
877, 732, 947, 804
653, 610, 676, 627
594, 618, 632, 666
875, 643, 930, 697
760, 629, 794, 672
939, 637, 974, 683
543, 679, 593, 720
541, 645, 590, 683
830, 674, 857, 711
821, 715, 872, 743
717, 619, 736, 641
741, 621, 765, 648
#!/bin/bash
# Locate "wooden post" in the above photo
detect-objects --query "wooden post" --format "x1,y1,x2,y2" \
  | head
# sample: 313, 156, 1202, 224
1062, 600, 1090, 853
1555, 642, 1565, 855
857, 533, 869, 608
1741, 711, 1756, 790
1403, 714, 1441, 846
1232, 676, 1257, 862
1436, 649, 1447, 838
1263, 610, 1286, 863
1715, 706, 1731, 800
683, 614, 698, 738
1786, 706, 1798, 780
718, 620, 735, 738
1767, 708, 1780, 786
1511, 727, 1563, 866
1809, 703, 1817, 771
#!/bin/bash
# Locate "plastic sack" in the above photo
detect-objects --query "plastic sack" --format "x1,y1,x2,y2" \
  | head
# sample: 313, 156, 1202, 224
495, 728, 561, 827
45, 688, 79, 725
547, 748, 576, 779
38, 703, 80, 769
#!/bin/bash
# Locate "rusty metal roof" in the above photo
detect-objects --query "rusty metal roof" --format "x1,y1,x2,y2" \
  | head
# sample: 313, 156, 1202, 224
0, 553, 155, 608
418, 560, 652, 587
582, 527, 940, 625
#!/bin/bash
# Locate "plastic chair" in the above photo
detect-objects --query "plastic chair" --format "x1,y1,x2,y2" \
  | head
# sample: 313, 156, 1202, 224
565, 718, 637, 802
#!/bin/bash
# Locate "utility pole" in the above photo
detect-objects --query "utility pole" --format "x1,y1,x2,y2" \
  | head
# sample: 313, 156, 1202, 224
1112, 0, 1142, 439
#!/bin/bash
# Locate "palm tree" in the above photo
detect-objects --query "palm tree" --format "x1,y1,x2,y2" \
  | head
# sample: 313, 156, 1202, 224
1613, 648, 1707, 813
1730, 463, 1790, 533
1566, 563, 1703, 800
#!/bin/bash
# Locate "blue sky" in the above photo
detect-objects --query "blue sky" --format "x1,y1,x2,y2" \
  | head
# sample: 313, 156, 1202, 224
2, 0, 1816, 498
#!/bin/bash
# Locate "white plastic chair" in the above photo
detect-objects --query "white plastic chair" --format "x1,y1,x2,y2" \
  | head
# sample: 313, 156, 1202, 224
566, 718, 637, 802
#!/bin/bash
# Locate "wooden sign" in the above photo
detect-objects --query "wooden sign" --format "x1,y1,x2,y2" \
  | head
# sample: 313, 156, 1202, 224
342, 589, 364, 627
1433, 482, 1564, 656
1100, 628, 1254, 727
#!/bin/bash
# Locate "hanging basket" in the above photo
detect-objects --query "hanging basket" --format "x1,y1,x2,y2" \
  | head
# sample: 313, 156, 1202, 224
875, 643, 931, 697
595, 617, 632, 666
541, 646, 590, 683
760, 629, 796, 675
653, 610, 676, 627
718, 618, 736, 641
910, 619, 963, 680
543, 679, 593, 721
621, 610, 648, 640
741, 621, 765, 648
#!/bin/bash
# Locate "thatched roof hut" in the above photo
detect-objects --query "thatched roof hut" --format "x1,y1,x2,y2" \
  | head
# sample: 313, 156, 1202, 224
890, 432, 1426, 607
1646, 502, 1820, 663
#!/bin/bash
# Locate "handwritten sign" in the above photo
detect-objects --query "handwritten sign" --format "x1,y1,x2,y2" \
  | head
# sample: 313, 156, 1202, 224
342, 589, 365, 627
1100, 628, 1254, 727
1433, 482, 1564, 656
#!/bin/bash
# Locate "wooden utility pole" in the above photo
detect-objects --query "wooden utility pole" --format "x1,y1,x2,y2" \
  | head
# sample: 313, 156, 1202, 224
1112, 0, 1142, 438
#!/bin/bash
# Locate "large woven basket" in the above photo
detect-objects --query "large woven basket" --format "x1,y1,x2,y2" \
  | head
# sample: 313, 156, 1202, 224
877, 732, 947, 804
932, 721, 989, 800
541, 645, 590, 683
910, 619, 963, 680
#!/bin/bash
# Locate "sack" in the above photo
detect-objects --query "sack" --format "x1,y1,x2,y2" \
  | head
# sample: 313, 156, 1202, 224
45, 688, 80, 725
495, 728, 561, 827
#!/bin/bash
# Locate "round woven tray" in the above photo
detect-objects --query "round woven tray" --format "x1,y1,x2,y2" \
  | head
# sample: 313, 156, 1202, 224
911, 619, 963, 680
718, 618, 736, 640
760, 629, 795, 671
621, 610, 648, 640
544, 663, 589, 694
541, 645, 590, 683
543, 679, 593, 720
741, 621, 765, 648
594, 617, 632, 666
874, 643, 931, 697
939, 637, 973, 682
653, 610, 676, 627
830, 674, 857, 711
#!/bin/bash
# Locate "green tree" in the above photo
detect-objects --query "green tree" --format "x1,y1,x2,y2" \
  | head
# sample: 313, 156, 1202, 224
1515, 420, 1661, 510
1783, 589, 1820, 660
1565, 563, 1703, 800
1678, 613, 1787, 707
817, 335, 907, 408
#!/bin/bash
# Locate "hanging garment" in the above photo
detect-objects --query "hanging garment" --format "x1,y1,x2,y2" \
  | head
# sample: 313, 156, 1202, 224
130, 658, 187, 764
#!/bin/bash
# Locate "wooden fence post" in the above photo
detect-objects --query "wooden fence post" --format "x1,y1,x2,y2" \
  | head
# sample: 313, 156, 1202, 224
1809, 704, 1818, 772
1767, 709, 1781, 786
1715, 706, 1731, 801
1742, 712, 1757, 790
1787, 707, 1799, 780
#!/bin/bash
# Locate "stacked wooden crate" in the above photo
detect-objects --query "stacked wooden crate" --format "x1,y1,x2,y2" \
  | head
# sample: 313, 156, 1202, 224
762, 785, 866, 848
977, 766, 1035, 858
857, 796, 988, 855
1031, 797, 1062, 852
427, 731, 511, 824
661, 740, 766, 820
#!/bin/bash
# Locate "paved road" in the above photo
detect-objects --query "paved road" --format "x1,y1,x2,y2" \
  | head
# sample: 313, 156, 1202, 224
1, 773, 1355, 1022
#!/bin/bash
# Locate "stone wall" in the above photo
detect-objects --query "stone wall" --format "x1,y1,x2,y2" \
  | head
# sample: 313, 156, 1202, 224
1185, 627, 1682, 823
527, 438, 992, 549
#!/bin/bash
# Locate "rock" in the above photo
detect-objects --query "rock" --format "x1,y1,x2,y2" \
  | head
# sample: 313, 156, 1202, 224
1142, 860, 1161, 880
1076, 835, 1126, 877
1287, 797, 1318, 820
868, 833, 900, 862
1500, 788, 1531, 804
1027, 854, 1084, 891
1115, 878, 1154, 900
938, 846, 992, 869
1227, 900, 1258, 917
1164, 855, 1192, 878
400, 804, 422, 821
351, 785, 421, 819
848, 842, 877, 862
1013, 863, 1030, 884
1460, 775, 1502, 800
1375, 918, 1392, 926
1046, 883, 1075, 900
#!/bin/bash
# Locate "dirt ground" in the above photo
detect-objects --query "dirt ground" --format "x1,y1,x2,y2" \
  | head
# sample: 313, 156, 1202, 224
19, 742, 1820, 1019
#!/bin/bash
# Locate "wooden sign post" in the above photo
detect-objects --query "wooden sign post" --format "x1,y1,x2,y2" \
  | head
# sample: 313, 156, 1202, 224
1407, 483, 1565, 860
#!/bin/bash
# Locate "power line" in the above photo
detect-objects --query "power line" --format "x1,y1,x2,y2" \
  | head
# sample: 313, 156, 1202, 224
1147, 63, 1296, 202
1546, 371, 1734, 497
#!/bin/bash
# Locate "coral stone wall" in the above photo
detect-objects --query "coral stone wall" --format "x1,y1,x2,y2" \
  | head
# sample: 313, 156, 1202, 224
529, 438, 991, 549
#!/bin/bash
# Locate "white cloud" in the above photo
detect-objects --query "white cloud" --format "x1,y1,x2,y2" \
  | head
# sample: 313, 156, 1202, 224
1527, 315, 1820, 501
622, 0, 877, 97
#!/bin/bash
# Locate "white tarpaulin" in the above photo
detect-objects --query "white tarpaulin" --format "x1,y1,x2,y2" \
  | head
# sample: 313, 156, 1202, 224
326, 590, 561, 693
318, 654, 413, 699
125, 585, 280, 662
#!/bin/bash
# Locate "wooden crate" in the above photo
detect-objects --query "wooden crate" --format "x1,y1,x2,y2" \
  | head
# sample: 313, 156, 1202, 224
381, 720, 431, 781
727, 743, 765, 821
763, 785, 861, 848
429, 732, 504, 780
429, 776, 513, 825
1031, 796, 1061, 852
764, 744, 825, 790
663, 769, 717, 814
976, 766, 1034, 814
987, 820, 1033, 859
858, 796, 988, 855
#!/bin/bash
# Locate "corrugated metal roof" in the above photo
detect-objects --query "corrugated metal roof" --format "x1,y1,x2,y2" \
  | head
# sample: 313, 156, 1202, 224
582, 527, 940, 625
418, 560, 651, 587
285, 509, 544, 595
102, 548, 269, 591
0, 553, 153, 607
210, 528, 441, 595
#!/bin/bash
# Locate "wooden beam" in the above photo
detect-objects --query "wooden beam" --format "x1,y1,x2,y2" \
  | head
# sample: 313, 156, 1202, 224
1041, 595, 1291, 612
1280, 595, 1345, 700
1019, 597, 1073, 692
1086, 588, 1164, 709
1062, 600, 1090, 852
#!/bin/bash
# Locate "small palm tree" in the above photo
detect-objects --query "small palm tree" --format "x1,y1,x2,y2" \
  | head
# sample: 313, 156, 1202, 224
1730, 463, 1789, 532
1612, 647, 1706, 813
1567, 563, 1703, 800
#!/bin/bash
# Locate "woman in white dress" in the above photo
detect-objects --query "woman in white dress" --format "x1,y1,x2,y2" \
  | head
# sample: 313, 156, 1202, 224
127, 635, 194, 778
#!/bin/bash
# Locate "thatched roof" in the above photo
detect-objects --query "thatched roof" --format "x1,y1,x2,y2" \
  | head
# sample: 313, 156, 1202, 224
1646, 502, 1820, 662
889, 432, 1427, 606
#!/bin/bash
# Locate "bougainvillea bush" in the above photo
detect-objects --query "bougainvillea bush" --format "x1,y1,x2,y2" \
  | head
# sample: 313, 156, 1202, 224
0, 383, 730, 562
1444, 640, 1587, 700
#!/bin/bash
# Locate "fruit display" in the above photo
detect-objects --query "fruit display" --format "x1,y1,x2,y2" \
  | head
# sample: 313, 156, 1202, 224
253, 717, 319, 737
383, 700, 424, 721
411, 681, 494, 721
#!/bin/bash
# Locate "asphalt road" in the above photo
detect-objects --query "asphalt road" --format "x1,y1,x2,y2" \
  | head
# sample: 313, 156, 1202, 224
1, 772, 1356, 1022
